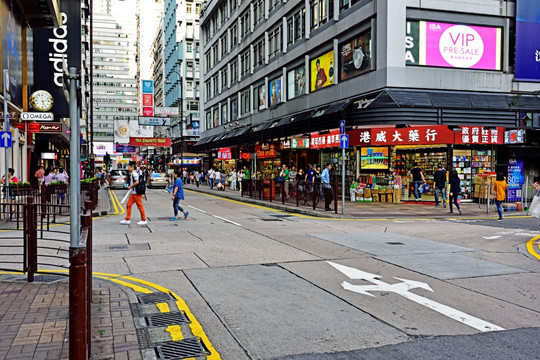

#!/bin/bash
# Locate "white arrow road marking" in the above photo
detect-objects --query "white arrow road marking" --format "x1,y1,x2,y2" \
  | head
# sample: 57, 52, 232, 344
328, 261, 505, 332
483, 236, 501, 240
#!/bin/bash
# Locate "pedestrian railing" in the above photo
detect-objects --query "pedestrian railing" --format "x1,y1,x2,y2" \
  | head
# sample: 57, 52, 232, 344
241, 178, 338, 214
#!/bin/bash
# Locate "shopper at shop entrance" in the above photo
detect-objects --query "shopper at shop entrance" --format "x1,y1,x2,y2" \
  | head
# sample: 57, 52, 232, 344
434, 163, 447, 208
493, 172, 508, 221
410, 162, 426, 201
322, 163, 333, 211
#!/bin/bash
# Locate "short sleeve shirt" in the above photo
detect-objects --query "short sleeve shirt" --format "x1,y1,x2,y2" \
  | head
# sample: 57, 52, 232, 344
131, 170, 139, 194
410, 167, 422, 182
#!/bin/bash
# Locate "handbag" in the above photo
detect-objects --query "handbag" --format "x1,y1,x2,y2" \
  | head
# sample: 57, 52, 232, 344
530, 196, 540, 219
419, 183, 430, 194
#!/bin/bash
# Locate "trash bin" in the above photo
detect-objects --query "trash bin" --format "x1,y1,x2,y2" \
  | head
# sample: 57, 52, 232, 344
263, 180, 276, 200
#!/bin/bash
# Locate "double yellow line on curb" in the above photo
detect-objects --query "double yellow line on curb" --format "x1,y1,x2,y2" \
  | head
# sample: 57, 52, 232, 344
108, 188, 125, 216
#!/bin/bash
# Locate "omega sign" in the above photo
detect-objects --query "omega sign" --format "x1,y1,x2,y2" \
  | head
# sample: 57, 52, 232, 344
49, 13, 68, 88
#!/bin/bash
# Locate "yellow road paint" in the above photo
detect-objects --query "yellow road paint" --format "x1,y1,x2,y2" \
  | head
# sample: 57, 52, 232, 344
166, 325, 184, 341
109, 189, 125, 215
109, 188, 119, 215
526, 235, 540, 261
94, 275, 153, 294
157, 302, 170, 313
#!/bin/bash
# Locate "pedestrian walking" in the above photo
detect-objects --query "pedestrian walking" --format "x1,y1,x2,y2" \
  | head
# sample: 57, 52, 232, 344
315, 166, 323, 199
120, 161, 147, 225
170, 170, 189, 221
229, 169, 237, 191
322, 163, 333, 211
43, 167, 56, 185
194, 169, 200, 187
55, 168, 69, 205
434, 163, 447, 207
409, 162, 425, 201
238, 168, 244, 191
493, 172, 508, 221
208, 168, 215, 189
35, 165, 45, 185
280, 164, 290, 199
2, 168, 18, 217
448, 170, 462, 215
214, 168, 222, 190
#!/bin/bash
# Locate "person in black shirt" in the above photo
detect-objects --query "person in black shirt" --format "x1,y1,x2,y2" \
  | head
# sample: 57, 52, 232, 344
434, 163, 447, 207
409, 162, 425, 201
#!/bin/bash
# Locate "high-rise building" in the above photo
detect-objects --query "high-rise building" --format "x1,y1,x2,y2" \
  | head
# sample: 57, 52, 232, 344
92, 0, 139, 143
152, 16, 165, 108
163, 0, 203, 155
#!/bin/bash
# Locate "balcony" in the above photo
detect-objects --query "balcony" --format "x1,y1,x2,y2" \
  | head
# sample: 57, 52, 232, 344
18, 0, 62, 28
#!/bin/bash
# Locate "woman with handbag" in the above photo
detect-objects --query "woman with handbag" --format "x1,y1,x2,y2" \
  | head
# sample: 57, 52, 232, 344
448, 170, 462, 215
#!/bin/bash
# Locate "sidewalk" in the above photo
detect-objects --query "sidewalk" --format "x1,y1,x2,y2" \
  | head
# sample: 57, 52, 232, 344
184, 183, 528, 219
0, 274, 141, 360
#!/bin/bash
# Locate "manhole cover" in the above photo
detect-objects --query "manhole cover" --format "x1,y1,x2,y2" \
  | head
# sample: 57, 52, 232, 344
109, 245, 129, 250
136, 327, 152, 348
138, 292, 174, 304
146, 312, 190, 327
155, 338, 207, 359
34, 274, 68, 283
386, 242, 405, 245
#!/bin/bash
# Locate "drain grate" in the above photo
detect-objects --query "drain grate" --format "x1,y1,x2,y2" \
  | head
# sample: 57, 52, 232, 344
146, 311, 190, 327
155, 338, 207, 359
136, 327, 152, 348
386, 242, 405, 245
137, 292, 174, 304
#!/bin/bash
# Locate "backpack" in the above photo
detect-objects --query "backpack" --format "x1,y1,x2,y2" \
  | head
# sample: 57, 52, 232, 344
132, 171, 146, 195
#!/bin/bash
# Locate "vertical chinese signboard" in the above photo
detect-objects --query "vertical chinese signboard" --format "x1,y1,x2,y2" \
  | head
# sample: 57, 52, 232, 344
507, 158, 524, 202
141, 80, 154, 116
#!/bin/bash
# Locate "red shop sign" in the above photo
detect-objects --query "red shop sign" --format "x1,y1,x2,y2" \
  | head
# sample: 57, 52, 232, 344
454, 126, 504, 145
349, 125, 455, 147
255, 144, 277, 158
129, 137, 171, 147
310, 129, 342, 149
240, 152, 251, 160
217, 148, 232, 160
27, 123, 62, 133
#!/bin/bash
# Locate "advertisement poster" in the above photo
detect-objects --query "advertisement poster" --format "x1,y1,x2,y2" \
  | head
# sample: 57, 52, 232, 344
515, 0, 540, 81
114, 120, 153, 144
507, 158, 524, 202
310, 50, 335, 91
231, 99, 238, 121
213, 106, 219, 127
340, 30, 371, 81
360, 147, 389, 170
268, 77, 282, 106
258, 84, 266, 110
1, 0, 22, 107
287, 65, 306, 100
406, 21, 501, 71
221, 103, 228, 124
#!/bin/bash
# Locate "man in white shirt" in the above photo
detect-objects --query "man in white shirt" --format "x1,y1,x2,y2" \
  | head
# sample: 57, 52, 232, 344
208, 168, 215, 190
120, 161, 147, 225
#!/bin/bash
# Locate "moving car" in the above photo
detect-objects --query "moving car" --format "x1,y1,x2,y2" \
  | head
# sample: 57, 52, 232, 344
148, 172, 168, 188
109, 169, 129, 189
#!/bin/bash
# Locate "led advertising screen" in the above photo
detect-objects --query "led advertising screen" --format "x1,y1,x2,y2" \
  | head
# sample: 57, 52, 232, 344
406, 21, 502, 71
310, 50, 335, 91
339, 30, 372, 81
515, 0, 540, 81
360, 147, 389, 170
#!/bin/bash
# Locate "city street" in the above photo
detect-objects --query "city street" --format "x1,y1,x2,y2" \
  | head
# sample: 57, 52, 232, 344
96, 188, 540, 360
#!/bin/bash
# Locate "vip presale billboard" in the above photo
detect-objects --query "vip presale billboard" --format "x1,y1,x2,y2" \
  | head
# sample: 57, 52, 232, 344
406, 21, 502, 71
514, 0, 540, 81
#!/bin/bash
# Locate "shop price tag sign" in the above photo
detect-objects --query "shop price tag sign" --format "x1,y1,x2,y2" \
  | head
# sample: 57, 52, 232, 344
455, 126, 504, 145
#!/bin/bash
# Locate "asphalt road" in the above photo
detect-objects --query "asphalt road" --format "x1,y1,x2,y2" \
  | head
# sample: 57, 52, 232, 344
97, 188, 540, 360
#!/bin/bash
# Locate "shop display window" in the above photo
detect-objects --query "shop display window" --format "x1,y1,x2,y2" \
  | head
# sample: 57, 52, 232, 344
453, 149, 493, 199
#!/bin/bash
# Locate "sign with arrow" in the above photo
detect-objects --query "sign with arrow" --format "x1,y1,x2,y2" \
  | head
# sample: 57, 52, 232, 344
0, 131, 12, 148
340, 134, 349, 149
327, 261, 504, 332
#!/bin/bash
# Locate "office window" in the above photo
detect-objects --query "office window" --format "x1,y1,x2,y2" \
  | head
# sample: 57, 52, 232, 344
231, 59, 238, 82
287, 17, 293, 45
186, 3, 192, 13
319, 0, 327, 25
269, 0, 280, 12
268, 26, 281, 58
231, 98, 238, 121
205, 52, 211, 71
212, 75, 219, 96
254, 0, 264, 26
294, 8, 305, 41
241, 50, 250, 76
187, 42, 193, 53
240, 10, 251, 38
240, 89, 250, 115
196, 3, 201, 14
221, 35, 228, 57
205, 81, 211, 100
212, 44, 219, 62
186, 23, 194, 38
231, 23, 238, 46
221, 67, 228, 88
310, 0, 319, 30
254, 38, 264, 68
329, 0, 334, 19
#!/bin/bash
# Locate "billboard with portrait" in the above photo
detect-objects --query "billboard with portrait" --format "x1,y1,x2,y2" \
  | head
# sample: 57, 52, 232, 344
515, 0, 540, 81
310, 50, 335, 92
405, 21, 501, 71
339, 30, 371, 81
287, 65, 306, 100
258, 84, 266, 110
268, 77, 282, 106
1, 1, 23, 107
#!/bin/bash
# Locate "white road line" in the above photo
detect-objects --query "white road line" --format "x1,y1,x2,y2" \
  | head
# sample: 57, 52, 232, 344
211, 215, 243, 227
187, 205, 208, 214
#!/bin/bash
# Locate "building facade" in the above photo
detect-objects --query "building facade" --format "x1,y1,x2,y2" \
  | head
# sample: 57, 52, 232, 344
92, 0, 139, 143
197, 0, 540, 200
152, 17, 166, 109
162, 0, 203, 155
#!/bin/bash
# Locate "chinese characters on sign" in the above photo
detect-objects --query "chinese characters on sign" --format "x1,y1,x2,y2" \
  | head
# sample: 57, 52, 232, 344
350, 126, 455, 146
455, 126, 504, 145
217, 148, 232, 160
310, 130, 342, 149
504, 129, 525, 144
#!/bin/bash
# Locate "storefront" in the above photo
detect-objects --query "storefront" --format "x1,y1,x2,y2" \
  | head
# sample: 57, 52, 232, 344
214, 147, 237, 172
349, 125, 505, 203
311, 129, 357, 186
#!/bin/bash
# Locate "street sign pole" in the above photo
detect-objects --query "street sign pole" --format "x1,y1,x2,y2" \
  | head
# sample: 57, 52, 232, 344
67, 67, 81, 248
339, 122, 347, 216
3, 69, 10, 215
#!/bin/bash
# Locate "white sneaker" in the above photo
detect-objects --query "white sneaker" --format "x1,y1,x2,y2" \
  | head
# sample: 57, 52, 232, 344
120, 220, 131, 225
137, 220, 148, 226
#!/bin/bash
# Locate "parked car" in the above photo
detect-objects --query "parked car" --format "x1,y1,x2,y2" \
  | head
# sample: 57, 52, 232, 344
148, 172, 168, 188
109, 169, 129, 189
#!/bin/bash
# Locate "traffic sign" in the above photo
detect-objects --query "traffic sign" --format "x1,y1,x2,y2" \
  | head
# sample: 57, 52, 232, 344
340, 134, 349, 148
339, 120, 346, 135
21, 112, 54, 121
0, 131, 12, 148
